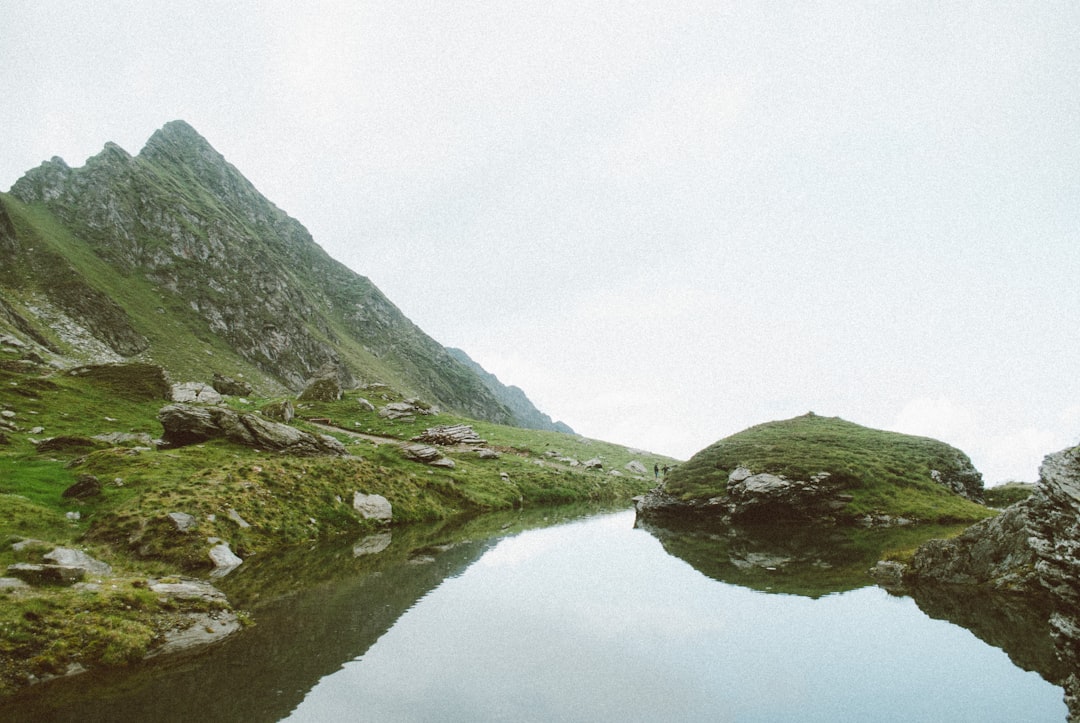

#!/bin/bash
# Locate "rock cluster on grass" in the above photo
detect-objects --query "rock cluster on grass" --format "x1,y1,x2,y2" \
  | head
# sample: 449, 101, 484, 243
157, 402, 346, 456
401, 444, 456, 468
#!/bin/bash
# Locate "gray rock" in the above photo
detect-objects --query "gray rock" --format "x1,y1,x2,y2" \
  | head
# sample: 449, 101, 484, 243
171, 381, 223, 405
158, 403, 346, 456
728, 467, 753, 483
625, 460, 648, 475
583, 458, 603, 470
401, 443, 454, 467
476, 448, 500, 459
208, 542, 243, 576
357, 397, 376, 413
226, 508, 251, 528
42, 547, 112, 576
353, 492, 392, 522
168, 511, 197, 531
0, 577, 30, 591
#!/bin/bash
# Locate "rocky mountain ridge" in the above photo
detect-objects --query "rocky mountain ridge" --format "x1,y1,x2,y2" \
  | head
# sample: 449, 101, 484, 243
0, 120, 565, 431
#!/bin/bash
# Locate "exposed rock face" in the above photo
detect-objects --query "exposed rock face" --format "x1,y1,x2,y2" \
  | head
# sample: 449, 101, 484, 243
635, 467, 853, 524
908, 446, 1080, 601
725, 468, 853, 521
401, 444, 456, 468
3, 121, 526, 426
904, 445, 1080, 721
42, 547, 112, 577
157, 403, 346, 456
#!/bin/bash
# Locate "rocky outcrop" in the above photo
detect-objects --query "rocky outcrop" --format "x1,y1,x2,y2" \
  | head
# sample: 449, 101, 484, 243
157, 403, 346, 456
380, 398, 438, 420
903, 445, 1080, 721
635, 466, 854, 524
907, 446, 1080, 601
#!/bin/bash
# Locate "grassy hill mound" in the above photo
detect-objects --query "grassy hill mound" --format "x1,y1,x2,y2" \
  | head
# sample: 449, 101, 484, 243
665, 413, 992, 524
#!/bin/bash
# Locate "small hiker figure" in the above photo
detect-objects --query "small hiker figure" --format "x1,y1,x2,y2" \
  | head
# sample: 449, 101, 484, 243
654, 463, 659, 479
662, 465, 670, 477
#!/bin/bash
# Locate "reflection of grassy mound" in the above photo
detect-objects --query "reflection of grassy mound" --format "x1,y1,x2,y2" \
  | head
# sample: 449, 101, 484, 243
640, 518, 971, 598
667, 413, 993, 524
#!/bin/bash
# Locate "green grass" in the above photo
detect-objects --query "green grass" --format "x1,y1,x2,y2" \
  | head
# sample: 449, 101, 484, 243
984, 482, 1037, 508
665, 413, 993, 524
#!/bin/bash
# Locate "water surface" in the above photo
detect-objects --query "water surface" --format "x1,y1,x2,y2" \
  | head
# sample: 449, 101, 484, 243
3, 507, 1067, 722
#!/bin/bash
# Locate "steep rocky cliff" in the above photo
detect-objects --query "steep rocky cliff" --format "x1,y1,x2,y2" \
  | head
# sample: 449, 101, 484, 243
1, 120, 558, 428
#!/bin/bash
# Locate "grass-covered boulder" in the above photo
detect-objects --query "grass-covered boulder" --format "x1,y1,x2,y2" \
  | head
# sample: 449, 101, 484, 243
638, 413, 994, 525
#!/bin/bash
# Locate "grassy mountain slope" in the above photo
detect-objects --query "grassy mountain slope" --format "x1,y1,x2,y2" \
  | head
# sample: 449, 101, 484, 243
666, 413, 992, 523
1, 120, 558, 428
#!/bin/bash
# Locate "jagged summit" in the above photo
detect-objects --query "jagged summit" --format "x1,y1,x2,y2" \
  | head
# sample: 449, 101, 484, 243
0, 121, 569, 432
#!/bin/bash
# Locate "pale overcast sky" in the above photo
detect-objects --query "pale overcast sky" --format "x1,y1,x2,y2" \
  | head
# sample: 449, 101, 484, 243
2, 2, 1078, 483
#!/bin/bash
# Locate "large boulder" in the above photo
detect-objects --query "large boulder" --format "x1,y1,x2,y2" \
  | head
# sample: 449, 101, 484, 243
353, 492, 393, 523
157, 403, 346, 456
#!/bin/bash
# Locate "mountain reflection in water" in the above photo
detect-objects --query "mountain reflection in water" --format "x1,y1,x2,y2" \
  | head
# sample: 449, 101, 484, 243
1, 507, 1068, 722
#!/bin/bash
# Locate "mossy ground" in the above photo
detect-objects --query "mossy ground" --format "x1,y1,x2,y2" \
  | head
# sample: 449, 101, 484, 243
665, 413, 995, 524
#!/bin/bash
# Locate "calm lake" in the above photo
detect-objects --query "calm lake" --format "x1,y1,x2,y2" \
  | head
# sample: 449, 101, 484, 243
2, 506, 1068, 722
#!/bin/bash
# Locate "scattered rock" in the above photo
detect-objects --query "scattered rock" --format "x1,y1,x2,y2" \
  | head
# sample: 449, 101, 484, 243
42, 547, 112, 576
401, 443, 455, 468
625, 460, 648, 476
158, 403, 346, 456
353, 492, 393, 522
61, 474, 103, 499
583, 458, 603, 470
356, 397, 376, 413
476, 448, 500, 459
0, 577, 30, 592
171, 381, 223, 404
168, 511, 197, 532
226, 508, 251, 529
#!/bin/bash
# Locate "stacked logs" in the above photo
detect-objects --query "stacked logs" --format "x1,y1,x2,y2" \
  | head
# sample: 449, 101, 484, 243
411, 424, 486, 446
